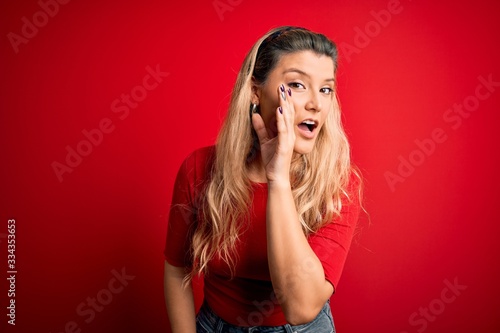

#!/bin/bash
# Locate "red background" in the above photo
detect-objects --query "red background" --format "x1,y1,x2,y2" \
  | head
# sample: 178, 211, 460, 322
1, 0, 500, 332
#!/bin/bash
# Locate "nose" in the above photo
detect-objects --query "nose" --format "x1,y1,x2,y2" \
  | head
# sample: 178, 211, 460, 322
305, 90, 322, 112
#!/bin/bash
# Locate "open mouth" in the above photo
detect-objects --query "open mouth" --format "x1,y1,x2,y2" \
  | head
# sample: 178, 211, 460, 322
298, 119, 318, 133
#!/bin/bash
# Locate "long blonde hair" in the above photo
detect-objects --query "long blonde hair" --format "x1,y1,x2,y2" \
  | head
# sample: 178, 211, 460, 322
189, 26, 360, 280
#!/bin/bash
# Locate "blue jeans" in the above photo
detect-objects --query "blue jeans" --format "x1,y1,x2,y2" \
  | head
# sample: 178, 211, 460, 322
196, 301, 335, 333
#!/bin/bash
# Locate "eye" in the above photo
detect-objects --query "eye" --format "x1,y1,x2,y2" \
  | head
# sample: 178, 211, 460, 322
288, 82, 305, 89
321, 87, 334, 94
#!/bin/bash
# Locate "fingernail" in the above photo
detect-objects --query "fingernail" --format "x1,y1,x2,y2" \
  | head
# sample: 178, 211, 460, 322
280, 85, 286, 100
287, 88, 292, 97
279, 106, 283, 114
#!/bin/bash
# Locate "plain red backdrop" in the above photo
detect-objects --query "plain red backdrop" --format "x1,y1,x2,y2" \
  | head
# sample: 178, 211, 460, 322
1, 0, 499, 332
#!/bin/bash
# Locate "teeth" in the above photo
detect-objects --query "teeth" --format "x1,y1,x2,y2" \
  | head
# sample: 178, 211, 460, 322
302, 120, 315, 125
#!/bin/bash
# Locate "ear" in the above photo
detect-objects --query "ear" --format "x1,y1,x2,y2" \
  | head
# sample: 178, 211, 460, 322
250, 77, 261, 105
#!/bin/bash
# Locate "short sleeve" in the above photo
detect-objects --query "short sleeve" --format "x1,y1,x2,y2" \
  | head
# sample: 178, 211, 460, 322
163, 146, 214, 267
308, 174, 361, 290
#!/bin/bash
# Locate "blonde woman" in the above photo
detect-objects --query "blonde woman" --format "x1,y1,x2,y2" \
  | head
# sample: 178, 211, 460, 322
164, 26, 362, 333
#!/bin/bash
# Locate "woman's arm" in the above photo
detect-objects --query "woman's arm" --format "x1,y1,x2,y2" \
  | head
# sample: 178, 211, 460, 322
251, 84, 333, 325
267, 182, 333, 325
163, 261, 196, 333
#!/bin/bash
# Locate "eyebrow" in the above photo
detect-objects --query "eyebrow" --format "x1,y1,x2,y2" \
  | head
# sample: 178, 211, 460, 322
282, 68, 335, 82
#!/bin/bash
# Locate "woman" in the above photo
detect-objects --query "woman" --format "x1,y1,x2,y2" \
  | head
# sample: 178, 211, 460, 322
164, 26, 362, 332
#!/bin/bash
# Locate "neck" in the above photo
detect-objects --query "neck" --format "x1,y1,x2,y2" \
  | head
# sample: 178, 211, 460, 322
247, 153, 267, 183
246, 151, 302, 184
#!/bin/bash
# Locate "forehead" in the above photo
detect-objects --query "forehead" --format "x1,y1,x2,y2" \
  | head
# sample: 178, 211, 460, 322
273, 50, 335, 79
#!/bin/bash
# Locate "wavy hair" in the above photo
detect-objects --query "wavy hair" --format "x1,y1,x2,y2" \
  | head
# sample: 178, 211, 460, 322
189, 26, 360, 281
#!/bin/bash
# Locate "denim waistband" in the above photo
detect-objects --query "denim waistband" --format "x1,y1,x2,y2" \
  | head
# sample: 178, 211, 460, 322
196, 301, 334, 333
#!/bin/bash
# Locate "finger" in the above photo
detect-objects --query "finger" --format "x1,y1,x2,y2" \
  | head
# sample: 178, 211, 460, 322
276, 84, 287, 134
279, 83, 287, 104
276, 105, 287, 144
251, 112, 270, 144
283, 87, 295, 132
278, 84, 294, 131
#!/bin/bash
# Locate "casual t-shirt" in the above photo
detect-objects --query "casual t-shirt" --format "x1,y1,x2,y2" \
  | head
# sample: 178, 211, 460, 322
164, 146, 360, 326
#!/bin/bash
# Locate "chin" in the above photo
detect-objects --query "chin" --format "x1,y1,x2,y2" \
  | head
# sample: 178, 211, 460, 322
293, 140, 316, 155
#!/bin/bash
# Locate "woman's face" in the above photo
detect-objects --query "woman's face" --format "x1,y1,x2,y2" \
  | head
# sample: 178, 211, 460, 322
252, 50, 335, 154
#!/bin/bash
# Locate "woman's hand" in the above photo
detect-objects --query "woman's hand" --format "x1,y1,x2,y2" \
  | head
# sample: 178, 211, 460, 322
251, 83, 296, 184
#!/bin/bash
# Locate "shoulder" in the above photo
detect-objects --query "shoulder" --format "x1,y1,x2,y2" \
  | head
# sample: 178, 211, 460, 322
343, 168, 362, 205
182, 145, 216, 169
339, 168, 364, 227
184, 146, 215, 163
332, 168, 363, 226
177, 145, 216, 188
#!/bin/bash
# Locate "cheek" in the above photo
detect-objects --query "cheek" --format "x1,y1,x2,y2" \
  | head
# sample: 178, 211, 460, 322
260, 93, 278, 116
260, 112, 278, 137
268, 114, 278, 131
260, 99, 281, 131
321, 102, 333, 119
315, 110, 331, 133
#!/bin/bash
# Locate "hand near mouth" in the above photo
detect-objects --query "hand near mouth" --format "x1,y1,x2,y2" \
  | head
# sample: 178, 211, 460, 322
251, 83, 296, 184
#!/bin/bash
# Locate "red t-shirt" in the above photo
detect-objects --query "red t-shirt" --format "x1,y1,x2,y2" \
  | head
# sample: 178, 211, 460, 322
164, 146, 360, 326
